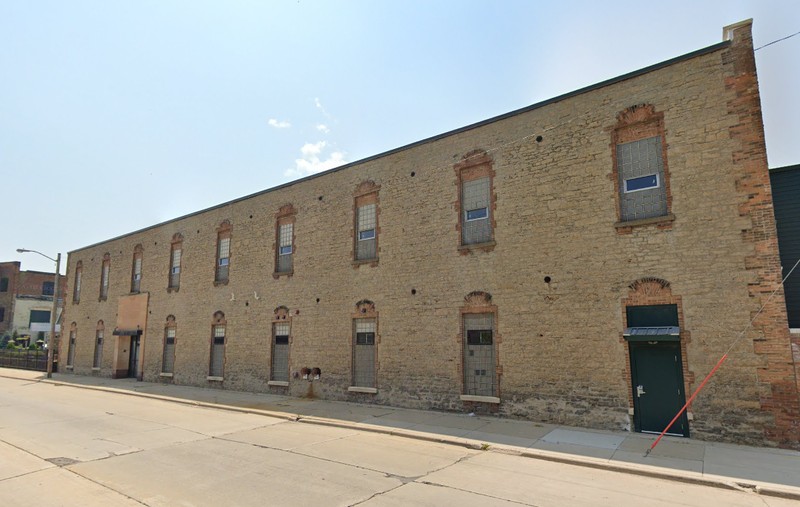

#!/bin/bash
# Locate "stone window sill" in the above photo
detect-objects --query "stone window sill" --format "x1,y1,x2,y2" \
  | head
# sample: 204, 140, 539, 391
167, 286, 180, 293
790, 328, 800, 335
614, 213, 675, 230
91, 367, 100, 371
213, 280, 229, 287
268, 380, 289, 387
348, 386, 377, 394
458, 240, 496, 253
206, 376, 224, 381
159, 372, 174, 378
352, 258, 379, 267
460, 394, 500, 404
66, 365, 74, 370
273, 271, 294, 279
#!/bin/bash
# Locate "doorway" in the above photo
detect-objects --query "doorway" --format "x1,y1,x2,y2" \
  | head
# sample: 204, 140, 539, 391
629, 341, 688, 436
128, 336, 140, 379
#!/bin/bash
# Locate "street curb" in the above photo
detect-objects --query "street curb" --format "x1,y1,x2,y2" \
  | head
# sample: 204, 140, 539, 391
4, 372, 800, 501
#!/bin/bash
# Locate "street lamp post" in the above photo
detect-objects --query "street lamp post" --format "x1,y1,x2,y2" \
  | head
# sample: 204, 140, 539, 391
16, 248, 61, 379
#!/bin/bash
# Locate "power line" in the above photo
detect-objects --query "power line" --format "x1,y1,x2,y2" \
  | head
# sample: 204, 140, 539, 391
755, 30, 800, 51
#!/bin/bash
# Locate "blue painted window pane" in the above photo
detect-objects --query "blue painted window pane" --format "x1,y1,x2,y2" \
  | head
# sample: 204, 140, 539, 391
358, 229, 375, 241
279, 245, 293, 255
625, 174, 658, 192
466, 207, 488, 221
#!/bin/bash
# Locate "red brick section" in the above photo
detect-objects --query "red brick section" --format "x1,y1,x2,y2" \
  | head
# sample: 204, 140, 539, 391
727, 21, 800, 449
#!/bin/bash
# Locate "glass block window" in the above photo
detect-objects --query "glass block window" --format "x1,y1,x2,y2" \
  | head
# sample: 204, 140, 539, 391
163, 327, 176, 374
352, 318, 376, 388
461, 176, 491, 245
169, 245, 182, 289
131, 253, 142, 293
93, 327, 103, 368
209, 324, 225, 377
617, 136, 667, 221
99, 256, 110, 300
271, 322, 290, 382
463, 313, 496, 396
73, 264, 82, 303
277, 223, 293, 273
67, 329, 76, 367
356, 203, 377, 261
216, 236, 230, 282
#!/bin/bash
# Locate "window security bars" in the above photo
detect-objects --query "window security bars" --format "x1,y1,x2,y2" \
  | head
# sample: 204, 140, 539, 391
163, 328, 176, 374
216, 237, 230, 282
463, 313, 495, 396
352, 319, 376, 387
617, 136, 667, 221
169, 248, 181, 288
356, 203, 377, 260
100, 262, 110, 299
131, 257, 142, 293
277, 223, 293, 273
74, 268, 82, 302
462, 177, 491, 245
209, 325, 225, 377
272, 322, 290, 382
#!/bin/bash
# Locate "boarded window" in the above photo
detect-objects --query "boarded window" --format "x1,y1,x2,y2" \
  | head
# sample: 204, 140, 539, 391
272, 322, 289, 382
617, 136, 667, 221
352, 319, 376, 388
463, 313, 495, 396
73, 266, 82, 303
131, 254, 142, 293
42, 281, 54, 296
100, 258, 110, 300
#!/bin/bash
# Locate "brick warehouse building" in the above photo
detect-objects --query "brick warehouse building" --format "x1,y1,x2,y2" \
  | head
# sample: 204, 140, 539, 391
60, 20, 800, 448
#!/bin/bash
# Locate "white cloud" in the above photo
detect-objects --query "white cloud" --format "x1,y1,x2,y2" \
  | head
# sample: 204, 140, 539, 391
314, 97, 330, 118
268, 118, 291, 128
286, 141, 346, 179
316, 123, 330, 133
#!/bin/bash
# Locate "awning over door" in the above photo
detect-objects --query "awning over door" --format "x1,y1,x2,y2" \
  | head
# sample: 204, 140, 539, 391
113, 328, 142, 336
623, 326, 680, 342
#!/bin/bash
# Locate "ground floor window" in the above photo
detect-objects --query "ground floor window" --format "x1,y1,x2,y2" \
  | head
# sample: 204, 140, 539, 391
463, 313, 495, 396
352, 318, 376, 387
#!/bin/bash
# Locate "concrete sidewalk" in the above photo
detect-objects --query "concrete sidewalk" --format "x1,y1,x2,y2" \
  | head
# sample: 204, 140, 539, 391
3, 367, 799, 500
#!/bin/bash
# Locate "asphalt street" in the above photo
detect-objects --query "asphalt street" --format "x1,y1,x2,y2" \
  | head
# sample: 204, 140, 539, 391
0, 376, 795, 506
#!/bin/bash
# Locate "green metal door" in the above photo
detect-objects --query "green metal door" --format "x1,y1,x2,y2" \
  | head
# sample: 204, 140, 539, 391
630, 341, 688, 437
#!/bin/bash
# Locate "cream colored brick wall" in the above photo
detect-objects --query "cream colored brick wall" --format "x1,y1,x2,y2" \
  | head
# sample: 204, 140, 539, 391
59, 32, 798, 447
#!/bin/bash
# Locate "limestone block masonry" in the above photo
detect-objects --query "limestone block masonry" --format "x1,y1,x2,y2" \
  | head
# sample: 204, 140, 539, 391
60, 20, 799, 449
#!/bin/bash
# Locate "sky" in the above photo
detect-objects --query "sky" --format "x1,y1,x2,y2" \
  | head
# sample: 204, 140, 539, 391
1, 0, 798, 274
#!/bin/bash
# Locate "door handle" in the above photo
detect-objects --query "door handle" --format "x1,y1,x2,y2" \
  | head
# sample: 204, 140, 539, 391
636, 385, 646, 397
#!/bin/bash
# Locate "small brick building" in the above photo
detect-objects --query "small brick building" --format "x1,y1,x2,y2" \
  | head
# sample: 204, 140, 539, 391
0, 261, 66, 344
61, 20, 800, 448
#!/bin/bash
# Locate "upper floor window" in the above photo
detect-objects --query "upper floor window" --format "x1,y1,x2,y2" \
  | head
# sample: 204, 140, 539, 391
0, 277, 8, 292
73, 261, 82, 303
99, 253, 110, 301
274, 204, 296, 276
130, 245, 143, 293
353, 181, 380, 263
612, 104, 673, 229
215, 221, 232, 284
455, 150, 495, 248
42, 281, 54, 296
169, 234, 183, 290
